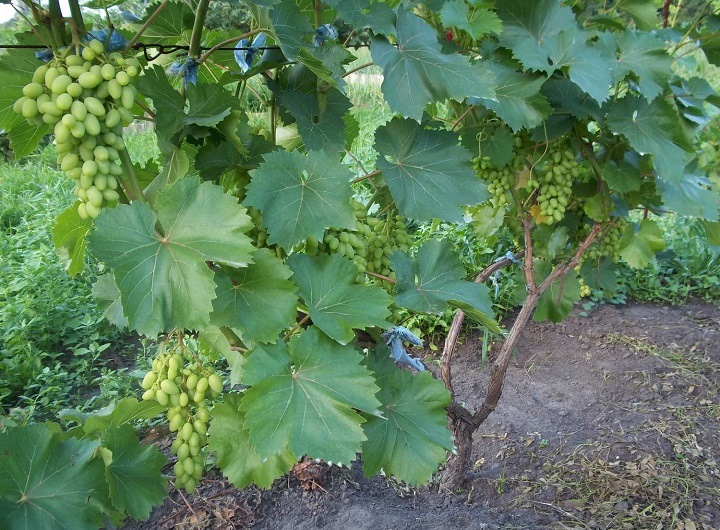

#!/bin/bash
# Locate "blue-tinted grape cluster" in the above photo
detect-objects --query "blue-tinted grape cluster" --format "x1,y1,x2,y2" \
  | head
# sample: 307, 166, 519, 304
13, 39, 139, 219
141, 340, 223, 493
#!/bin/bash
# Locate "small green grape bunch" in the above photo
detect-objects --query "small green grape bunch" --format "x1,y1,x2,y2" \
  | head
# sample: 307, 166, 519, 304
585, 219, 626, 262
533, 142, 581, 225
364, 213, 409, 290
13, 39, 140, 220
579, 278, 592, 298
473, 154, 526, 208
246, 206, 269, 248
140, 339, 224, 494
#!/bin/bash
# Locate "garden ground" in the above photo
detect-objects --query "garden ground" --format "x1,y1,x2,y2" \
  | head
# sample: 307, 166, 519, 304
126, 300, 720, 530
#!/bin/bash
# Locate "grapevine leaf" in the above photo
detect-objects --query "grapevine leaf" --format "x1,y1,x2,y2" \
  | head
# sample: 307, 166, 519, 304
478, 124, 515, 167
601, 159, 643, 192
478, 63, 552, 132
371, 9, 496, 121
287, 253, 392, 345
297, 46, 353, 88
102, 425, 166, 519
607, 96, 690, 184
375, 118, 488, 222
184, 83, 239, 127
541, 78, 602, 121
656, 175, 719, 221
471, 203, 505, 240
610, 31, 672, 102
580, 257, 619, 293
240, 327, 381, 464
534, 260, 581, 323
92, 274, 129, 329
52, 203, 91, 276
328, 0, 396, 36
7, 120, 50, 158
137, 65, 185, 144
269, 1, 314, 61
209, 394, 296, 489
212, 249, 298, 344
361, 347, 454, 486
81, 398, 166, 436
89, 177, 254, 336
0, 48, 38, 130
145, 146, 190, 202
392, 239, 499, 332
0, 424, 107, 530
245, 150, 355, 249
701, 220, 720, 246
195, 139, 245, 179
583, 195, 611, 222
440, 0, 502, 40
618, 218, 666, 269
497, 0, 577, 70
140, 0, 194, 45
533, 225, 569, 260
279, 87, 351, 154
616, 0, 660, 30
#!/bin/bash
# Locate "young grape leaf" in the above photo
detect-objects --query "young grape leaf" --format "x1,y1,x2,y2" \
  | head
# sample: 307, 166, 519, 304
0, 48, 38, 130
392, 239, 500, 333
137, 65, 185, 145
268, 1, 314, 61
102, 425, 166, 520
212, 249, 299, 344
326, 0, 396, 37
245, 150, 355, 249
92, 273, 129, 329
534, 260, 581, 322
7, 119, 50, 159
279, 88, 351, 154
478, 63, 553, 131
80, 398, 166, 437
0, 424, 107, 530
52, 203, 92, 276
701, 220, 720, 246
477, 124, 516, 167
601, 159, 643, 193
533, 225, 569, 260
607, 96, 690, 184
287, 253, 392, 345
375, 118, 488, 222
616, 0, 660, 30
362, 347, 454, 486
441, 0, 502, 40
184, 83, 240, 128
618, 218, 666, 269
240, 327, 381, 464
371, 9, 496, 121
89, 177, 254, 336
140, 0, 195, 45
209, 394, 297, 489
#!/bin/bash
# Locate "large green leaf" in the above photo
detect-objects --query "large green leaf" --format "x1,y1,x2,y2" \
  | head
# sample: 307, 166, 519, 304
102, 425, 166, 520
52, 203, 92, 276
616, 0, 660, 30
371, 9, 495, 121
0, 48, 39, 130
656, 174, 719, 221
375, 118, 488, 222
268, 1, 314, 61
392, 239, 499, 332
212, 249, 298, 344
137, 65, 185, 146
140, 0, 194, 44
618, 218, 666, 269
610, 31, 672, 102
607, 96, 689, 184
440, 0, 502, 40
89, 177, 254, 336
287, 253, 392, 345
7, 120, 50, 158
279, 88, 351, 154
328, 0, 396, 36
0, 424, 107, 530
497, 0, 577, 70
534, 260, 581, 323
184, 83, 239, 128
81, 398, 166, 436
245, 150, 355, 249
209, 394, 297, 489
580, 257, 619, 294
362, 347, 454, 486
240, 327, 381, 464
479, 63, 552, 132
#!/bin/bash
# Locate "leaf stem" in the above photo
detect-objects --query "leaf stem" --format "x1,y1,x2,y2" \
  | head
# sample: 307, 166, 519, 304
48, 0, 66, 49
363, 270, 395, 283
283, 313, 311, 341
343, 62, 374, 78
118, 149, 146, 203
125, 0, 170, 53
68, 0, 86, 35
351, 169, 381, 184
189, 0, 210, 58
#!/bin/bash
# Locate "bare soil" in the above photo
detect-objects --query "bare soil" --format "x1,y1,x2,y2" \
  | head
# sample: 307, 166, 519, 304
125, 301, 720, 530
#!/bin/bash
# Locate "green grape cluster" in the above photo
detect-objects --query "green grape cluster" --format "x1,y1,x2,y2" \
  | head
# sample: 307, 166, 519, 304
585, 219, 626, 262
246, 206, 269, 248
579, 277, 592, 297
141, 341, 224, 493
472, 155, 524, 207
306, 203, 411, 289
529, 143, 581, 225
13, 39, 139, 219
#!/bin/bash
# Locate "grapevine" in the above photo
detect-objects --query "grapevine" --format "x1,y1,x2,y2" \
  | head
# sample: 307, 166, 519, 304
13, 39, 138, 219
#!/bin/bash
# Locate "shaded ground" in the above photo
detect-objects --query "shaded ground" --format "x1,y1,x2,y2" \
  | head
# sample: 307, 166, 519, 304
126, 301, 720, 530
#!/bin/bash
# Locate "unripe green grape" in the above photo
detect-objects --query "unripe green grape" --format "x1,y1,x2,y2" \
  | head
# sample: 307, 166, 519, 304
88, 38, 105, 55
105, 108, 121, 128
180, 421, 193, 441
120, 85, 135, 109
208, 374, 223, 394
141, 371, 158, 389
50, 74, 72, 95
116, 70, 130, 86
55, 92, 73, 111
118, 107, 133, 125
83, 96, 105, 117
95, 82, 109, 99
101, 63, 116, 80
23, 82, 44, 99
141, 387, 155, 401
107, 79, 123, 100
32, 64, 48, 84
160, 378, 180, 395
78, 71, 102, 89
193, 419, 207, 436
21, 98, 39, 119
84, 114, 101, 136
